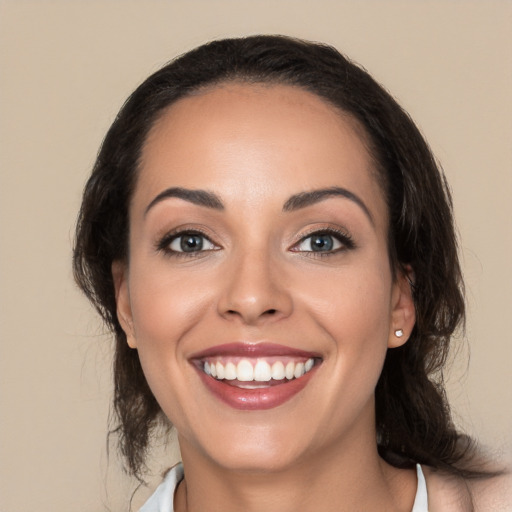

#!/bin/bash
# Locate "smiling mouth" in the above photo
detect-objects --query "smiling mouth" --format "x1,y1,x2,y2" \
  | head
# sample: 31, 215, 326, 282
190, 343, 322, 410
201, 357, 316, 388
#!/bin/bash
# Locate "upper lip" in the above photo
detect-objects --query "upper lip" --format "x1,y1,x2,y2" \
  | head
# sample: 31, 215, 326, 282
189, 342, 321, 360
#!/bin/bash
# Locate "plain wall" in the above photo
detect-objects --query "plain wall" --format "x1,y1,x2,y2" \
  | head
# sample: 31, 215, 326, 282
0, 1, 511, 510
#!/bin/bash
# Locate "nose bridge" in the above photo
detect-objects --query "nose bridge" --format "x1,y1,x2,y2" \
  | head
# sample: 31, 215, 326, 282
218, 241, 292, 324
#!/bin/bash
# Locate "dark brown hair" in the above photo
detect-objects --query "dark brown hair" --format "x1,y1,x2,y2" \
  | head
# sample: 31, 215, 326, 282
74, 35, 474, 480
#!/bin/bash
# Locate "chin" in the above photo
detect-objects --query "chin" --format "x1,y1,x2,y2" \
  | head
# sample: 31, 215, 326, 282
209, 443, 304, 474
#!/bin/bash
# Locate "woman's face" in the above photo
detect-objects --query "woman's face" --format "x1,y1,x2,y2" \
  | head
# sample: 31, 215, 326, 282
114, 83, 414, 472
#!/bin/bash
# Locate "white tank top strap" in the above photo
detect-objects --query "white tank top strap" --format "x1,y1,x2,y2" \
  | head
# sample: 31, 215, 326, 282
412, 464, 429, 511
139, 463, 184, 512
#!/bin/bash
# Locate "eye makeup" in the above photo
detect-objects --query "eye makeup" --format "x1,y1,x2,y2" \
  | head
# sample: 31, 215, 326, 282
155, 227, 220, 258
289, 225, 356, 259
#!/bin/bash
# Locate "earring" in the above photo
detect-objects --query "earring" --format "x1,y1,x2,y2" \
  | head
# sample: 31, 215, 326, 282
394, 329, 404, 338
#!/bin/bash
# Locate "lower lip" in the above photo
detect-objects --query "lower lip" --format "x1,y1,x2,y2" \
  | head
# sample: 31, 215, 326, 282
195, 366, 318, 410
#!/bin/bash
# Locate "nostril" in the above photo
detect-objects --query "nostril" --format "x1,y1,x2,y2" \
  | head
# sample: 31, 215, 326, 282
226, 308, 277, 317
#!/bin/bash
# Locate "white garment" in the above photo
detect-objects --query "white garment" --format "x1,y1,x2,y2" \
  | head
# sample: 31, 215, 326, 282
412, 464, 429, 511
140, 464, 184, 512
140, 462, 429, 512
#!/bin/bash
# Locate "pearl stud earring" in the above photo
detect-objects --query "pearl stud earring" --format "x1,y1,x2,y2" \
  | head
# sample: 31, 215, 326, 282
394, 329, 404, 338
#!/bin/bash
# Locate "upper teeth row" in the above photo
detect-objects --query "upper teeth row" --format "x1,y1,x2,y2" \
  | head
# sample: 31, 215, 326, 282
204, 358, 315, 382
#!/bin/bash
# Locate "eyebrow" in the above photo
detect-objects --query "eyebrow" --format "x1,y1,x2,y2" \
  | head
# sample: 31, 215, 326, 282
282, 187, 374, 224
144, 185, 373, 224
145, 187, 224, 216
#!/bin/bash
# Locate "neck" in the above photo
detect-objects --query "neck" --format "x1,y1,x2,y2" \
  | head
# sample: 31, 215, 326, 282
175, 424, 416, 512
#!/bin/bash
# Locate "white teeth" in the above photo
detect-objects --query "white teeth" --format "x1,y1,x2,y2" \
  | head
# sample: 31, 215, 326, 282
285, 361, 295, 380
203, 357, 316, 383
224, 361, 237, 380
237, 359, 254, 381
271, 361, 285, 380
254, 360, 272, 381
293, 362, 305, 379
215, 361, 225, 379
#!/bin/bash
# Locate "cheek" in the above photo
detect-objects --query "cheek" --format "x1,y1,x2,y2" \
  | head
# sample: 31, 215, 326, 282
129, 261, 210, 344
126, 263, 214, 408
297, 259, 393, 337
298, 263, 392, 393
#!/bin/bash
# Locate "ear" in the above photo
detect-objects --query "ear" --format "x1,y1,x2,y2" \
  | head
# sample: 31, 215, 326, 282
388, 267, 416, 348
112, 261, 137, 349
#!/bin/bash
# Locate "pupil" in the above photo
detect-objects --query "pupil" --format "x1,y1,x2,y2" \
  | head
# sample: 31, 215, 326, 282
181, 235, 203, 252
312, 235, 333, 251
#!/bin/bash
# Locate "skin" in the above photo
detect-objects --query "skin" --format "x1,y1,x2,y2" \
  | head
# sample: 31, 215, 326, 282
113, 83, 419, 511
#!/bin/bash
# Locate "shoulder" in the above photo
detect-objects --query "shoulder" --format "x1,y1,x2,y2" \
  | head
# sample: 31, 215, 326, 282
422, 467, 472, 512
469, 471, 512, 512
423, 466, 512, 512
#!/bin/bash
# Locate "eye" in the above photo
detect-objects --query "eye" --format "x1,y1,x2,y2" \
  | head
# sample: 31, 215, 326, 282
160, 231, 218, 254
292, 230, 354, 254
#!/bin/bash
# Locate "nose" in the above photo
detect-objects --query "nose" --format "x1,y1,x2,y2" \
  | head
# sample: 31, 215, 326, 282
217, 249, 293, 325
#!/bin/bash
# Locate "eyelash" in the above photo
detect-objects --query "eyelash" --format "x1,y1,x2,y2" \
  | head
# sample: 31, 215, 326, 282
291, 228, 355, 257
156, 227, 355, 259
156, 229, 219, 258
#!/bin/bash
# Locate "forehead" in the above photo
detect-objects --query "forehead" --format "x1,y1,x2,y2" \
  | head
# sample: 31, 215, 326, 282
136, 83, 387, 225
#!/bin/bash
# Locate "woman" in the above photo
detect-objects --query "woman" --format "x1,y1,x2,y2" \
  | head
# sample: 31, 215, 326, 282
73, 36, 508, 511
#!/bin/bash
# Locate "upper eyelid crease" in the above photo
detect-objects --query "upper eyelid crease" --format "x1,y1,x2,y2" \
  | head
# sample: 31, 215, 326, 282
156, 229, 216, 250
292, 229, 355, 251
156, 227, 354, 251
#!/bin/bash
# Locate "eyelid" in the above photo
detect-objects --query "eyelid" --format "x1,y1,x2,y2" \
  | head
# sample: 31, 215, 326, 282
289, 227, 355, 253
168, 234, 217, 252
156, 227, 220, 255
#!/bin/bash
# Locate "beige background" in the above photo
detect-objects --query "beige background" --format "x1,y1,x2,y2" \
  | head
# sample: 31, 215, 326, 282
0, 1, 511, 510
